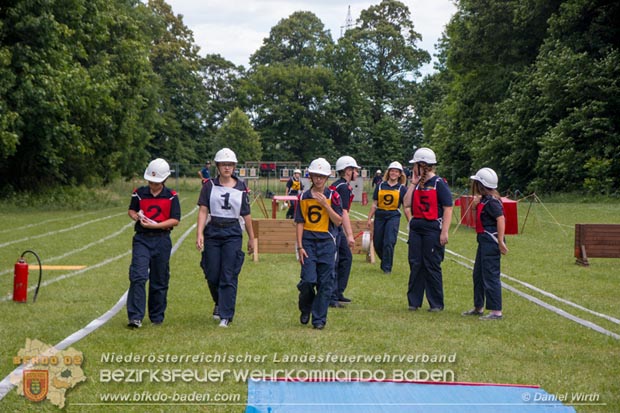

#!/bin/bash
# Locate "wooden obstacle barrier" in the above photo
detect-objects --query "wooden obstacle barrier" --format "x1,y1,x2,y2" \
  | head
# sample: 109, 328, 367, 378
251, 219, 375, 263
574, 224, 620, 266
250, 219, 296, 262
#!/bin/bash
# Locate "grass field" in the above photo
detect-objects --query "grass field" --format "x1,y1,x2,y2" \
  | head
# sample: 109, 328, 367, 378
1, 178, 619, 412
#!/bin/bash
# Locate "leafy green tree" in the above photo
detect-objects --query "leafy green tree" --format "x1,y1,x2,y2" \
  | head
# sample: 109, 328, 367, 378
213, 108, 261, 164
73, 0, 159, 183
469, 70, 546, 191
423, 0, 563, 190
327, 37, 373, 163
0, 42, 19, 160
339, 0, 430, 164
242, 12, 338, 163
532, 0, 620, 193
0, 0, 87, 188
241, 64, 336, 162
369, 117, 402, 166
144, 0, 209, 166
465, 0, 620, 193
198, 54, 245, 161
346, 0, 429, 115
0, 0, 158, 190
249, 11, 334, 67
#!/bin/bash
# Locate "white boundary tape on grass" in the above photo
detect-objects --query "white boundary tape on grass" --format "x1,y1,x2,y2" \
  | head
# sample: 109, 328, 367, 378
0, 208, 198, 400
349, 209, 620, 340
0, 212, 126, 248
0, 222, 134, 277
0, 251, 132, 302
446, 249, 620, 326
0, 291, 129, 400
446, 253, 620, 340
0, 208, 111, 235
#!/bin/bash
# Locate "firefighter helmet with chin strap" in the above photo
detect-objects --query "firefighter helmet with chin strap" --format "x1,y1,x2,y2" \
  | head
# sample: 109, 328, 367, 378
307, 158, 332, 176
335, 155, 360, 172
470, 167, 498, 189
409, 148, 437, 165
214, 147, 238, 163
144, 158, 171, 183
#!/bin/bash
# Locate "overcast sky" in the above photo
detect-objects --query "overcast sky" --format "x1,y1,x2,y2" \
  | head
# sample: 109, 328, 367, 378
164, 0, 457, 75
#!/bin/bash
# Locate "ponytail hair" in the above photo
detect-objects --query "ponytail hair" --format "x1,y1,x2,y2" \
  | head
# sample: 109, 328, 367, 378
471, 180, 501, 200
418, 163, 435, 187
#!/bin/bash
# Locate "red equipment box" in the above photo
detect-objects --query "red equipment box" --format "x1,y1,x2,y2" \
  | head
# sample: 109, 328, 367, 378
458, 196, 518, 235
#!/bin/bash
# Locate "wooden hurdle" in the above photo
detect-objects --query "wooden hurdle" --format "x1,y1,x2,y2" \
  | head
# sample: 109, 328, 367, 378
251, 219, 375, 263
574, 224, 620, 266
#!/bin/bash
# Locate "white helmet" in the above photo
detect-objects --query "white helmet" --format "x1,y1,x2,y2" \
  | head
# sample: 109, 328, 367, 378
307, 158, 332, 176
409, 147, 437, 165
470, 167, 498, 189
376, 169, 382, 174
214, 147, 238, 163
293, 169, 302, 174
335, 155, 360, 172
387, 161, 403, 172
144, 158, 171, 183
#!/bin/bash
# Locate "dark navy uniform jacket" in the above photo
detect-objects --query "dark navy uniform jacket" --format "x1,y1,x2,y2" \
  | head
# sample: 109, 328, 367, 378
129, 186, 181, 234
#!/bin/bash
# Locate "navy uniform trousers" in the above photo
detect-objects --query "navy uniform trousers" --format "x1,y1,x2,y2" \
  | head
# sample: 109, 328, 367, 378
201, 224, 245, 321
331, 226, 352, 302
298, 239, 336, 327
472, 232, 502, 311
127, 233, 172, 323
373, 213, 400, 273
407, 224, 445, 309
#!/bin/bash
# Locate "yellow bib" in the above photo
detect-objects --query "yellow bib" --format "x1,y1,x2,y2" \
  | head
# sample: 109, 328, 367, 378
300, 197, 331, 232
378, 188, 401, 211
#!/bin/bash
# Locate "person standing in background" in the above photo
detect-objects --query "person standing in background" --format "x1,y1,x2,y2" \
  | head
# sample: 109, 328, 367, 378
127, 158, 181, 328
198, 161, 211, 183
372, 170, 383, 188
367, 162, 408, 274
285, 168, 304, 219
403, 148, 453, 312
462, 167, 508, 320
329, 156, 360, 308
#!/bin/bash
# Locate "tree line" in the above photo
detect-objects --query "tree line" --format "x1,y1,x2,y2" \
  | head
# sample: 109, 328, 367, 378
1, 0, 617, 194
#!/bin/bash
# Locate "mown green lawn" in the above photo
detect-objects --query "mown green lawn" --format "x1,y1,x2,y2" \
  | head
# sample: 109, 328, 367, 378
1, 181, 618, 412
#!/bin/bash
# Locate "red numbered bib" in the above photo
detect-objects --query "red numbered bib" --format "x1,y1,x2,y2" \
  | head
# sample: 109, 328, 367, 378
412, 181, 439, 220
139, 198, 172, 223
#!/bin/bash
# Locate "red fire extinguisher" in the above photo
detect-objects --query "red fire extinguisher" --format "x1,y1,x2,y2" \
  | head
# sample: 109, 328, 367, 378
13, 250, 43, 303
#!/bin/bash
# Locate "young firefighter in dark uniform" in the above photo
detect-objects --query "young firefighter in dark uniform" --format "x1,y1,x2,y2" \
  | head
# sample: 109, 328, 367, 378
367, 161, 408, 274
329, 155, 360, 307
295, 158, 343, 330
403, 148, 453, 312
285, 168, 304, 219
196, 148, 255, 328
462, 167, 508, 320
372, 170, 383, 188
198, 161, 211, 183
127, 158, 181, 328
